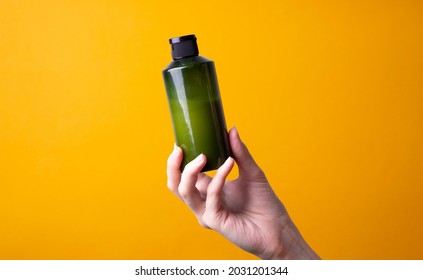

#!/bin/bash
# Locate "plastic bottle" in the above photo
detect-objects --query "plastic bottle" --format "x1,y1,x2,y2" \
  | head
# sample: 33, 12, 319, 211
162, 34, 231, 172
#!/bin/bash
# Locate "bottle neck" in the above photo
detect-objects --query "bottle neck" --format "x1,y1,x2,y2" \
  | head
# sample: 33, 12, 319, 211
173, 54, 198, 61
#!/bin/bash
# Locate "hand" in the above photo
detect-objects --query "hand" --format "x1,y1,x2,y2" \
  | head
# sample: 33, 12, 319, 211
166, 127, 320, 259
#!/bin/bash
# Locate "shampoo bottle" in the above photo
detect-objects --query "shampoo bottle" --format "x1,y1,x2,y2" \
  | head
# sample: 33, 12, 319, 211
162, 34, 231, 172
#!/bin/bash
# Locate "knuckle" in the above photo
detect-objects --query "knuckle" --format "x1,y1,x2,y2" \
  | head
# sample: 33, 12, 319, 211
202, 210, 222, 230
202, 210, 211, 221
198, 218, 210, 229
167, 179, 176, 191
206, 185, 219, 197
202, 212, 215, 228
167, 160, 180, 171
178, 187, 190, 200
167, 153, 177, 167
183, 163, 197, 175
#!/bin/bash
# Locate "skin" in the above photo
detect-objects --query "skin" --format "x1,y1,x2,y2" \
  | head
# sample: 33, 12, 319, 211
167, 127, 320, 260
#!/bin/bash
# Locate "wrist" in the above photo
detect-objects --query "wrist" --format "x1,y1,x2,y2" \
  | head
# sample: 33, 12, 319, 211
265, 216, 320, 260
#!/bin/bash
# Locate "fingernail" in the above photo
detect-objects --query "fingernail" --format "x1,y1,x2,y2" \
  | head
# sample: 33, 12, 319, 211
193, 153, 204, 164
226, 156, 234, 165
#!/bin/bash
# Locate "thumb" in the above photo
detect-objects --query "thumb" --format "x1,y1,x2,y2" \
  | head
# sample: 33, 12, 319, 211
229, 127, 264, 179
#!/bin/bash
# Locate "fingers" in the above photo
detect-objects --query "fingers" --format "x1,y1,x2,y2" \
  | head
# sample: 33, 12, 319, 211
229, 127, 264, 179
196, 173, 212, 197
205, 157, 235, 219
167, 145, 183, 199
166, 144, 236, 230
178, 154, 207, 217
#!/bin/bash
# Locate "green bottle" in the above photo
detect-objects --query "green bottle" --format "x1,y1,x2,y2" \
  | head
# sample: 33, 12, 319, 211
162, 34, 231, 172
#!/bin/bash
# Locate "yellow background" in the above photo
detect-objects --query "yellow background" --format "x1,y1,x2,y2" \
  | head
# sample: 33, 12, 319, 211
1, 0, 422, 259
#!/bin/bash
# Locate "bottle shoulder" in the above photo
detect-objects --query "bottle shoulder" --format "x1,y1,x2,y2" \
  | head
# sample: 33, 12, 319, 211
163, 56, 213, 72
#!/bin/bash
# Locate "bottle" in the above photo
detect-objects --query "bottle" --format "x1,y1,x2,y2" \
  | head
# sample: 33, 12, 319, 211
162, 34, 231, 172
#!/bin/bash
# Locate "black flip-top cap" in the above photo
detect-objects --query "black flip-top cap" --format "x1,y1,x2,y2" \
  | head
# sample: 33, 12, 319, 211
169, 34, 199, 60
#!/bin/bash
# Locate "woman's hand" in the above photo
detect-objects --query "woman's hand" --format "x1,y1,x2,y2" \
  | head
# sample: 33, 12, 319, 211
167, 127, 319, 259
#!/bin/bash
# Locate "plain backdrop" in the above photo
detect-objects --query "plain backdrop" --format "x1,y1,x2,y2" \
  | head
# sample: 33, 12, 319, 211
0, 0, 422, 259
